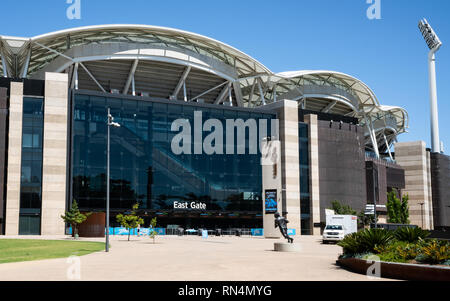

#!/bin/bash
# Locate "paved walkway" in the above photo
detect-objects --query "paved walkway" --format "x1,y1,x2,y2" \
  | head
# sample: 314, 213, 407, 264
0, 235, 390, 281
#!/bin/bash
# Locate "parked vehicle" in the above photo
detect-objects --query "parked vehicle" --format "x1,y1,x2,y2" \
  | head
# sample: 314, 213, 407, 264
323, 215, 358, 244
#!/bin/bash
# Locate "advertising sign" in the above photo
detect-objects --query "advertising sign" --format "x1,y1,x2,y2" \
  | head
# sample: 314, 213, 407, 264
265, 189, 277, 214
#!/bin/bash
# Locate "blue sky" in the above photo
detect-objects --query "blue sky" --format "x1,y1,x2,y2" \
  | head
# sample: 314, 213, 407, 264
2, 0, 449, 151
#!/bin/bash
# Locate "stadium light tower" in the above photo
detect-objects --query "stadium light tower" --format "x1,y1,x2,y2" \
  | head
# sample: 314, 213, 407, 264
418, 18, 443, 153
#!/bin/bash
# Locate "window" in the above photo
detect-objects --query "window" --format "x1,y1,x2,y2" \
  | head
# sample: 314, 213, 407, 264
19, 97, 44, 235
72, 94, 275, 215
299, 122, 312, 235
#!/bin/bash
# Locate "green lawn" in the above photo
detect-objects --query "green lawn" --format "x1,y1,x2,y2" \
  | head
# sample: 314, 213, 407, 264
0, 239, 105, 264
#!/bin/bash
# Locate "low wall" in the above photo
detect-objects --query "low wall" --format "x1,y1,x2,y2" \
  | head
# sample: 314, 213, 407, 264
337, 257, 450, 281
429, 230, 450, 240
78, 213, 105, 238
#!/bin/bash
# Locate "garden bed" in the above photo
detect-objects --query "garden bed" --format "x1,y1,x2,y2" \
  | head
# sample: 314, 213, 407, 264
337, 257, 450, 281
336, 227, 450, 280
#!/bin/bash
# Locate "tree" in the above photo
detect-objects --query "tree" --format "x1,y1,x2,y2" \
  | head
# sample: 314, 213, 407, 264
61, 200, 91, 238
149, 217, 158, 244
386, 189, 410, 224
116, 203, 144, 241
357, 210, 377, 229
329, 200, 357, 216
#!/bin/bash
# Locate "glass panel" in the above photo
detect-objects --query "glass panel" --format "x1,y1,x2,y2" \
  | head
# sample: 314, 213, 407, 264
299, 122, 312, 235
19, 97, 44, 235
72, 94, 275, 222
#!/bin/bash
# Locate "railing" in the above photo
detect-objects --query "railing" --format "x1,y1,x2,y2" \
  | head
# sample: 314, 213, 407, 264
365, 152, 398, 165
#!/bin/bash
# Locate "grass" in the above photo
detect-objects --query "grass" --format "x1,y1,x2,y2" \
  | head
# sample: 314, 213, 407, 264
0, 239, 105, 264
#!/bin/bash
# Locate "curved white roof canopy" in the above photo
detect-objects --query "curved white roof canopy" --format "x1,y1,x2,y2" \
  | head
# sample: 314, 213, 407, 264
0, 25, 408, 153
237, 70, 408, 151
0, 25, 271, 79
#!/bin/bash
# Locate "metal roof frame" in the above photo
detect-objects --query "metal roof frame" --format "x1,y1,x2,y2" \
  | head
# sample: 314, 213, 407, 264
0, 25, 409, 153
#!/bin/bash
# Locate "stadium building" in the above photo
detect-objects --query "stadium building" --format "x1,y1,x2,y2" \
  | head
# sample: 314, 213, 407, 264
0, 25, 448, 236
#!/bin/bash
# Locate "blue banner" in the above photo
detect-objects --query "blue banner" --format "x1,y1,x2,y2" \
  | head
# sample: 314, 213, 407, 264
155, 228, 166, 235
70, 226, 166, 236
251, 229, 264, 236
115, 227, 131, 235
138, 228, 151, 235
106, 227, 167, 236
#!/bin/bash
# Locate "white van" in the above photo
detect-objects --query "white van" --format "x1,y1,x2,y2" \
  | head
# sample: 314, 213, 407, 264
322, 215, 357, 244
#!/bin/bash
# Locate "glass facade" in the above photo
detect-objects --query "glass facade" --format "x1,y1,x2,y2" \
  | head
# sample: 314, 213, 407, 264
19, 97, 44, 235
299, 122, 311, 235
71, 93, 275, 227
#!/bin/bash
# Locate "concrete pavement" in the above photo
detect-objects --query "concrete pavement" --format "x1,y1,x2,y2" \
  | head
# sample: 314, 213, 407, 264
0, 235, 390, 281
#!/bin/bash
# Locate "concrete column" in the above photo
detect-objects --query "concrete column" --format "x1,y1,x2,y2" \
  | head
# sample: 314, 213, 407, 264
430, 153, 450, 229
426, 151, 434, 227
5, 82, 24, 235
41, 73, 69, 235
304, 114, 321, 236
278, 100, 301, 236
262, 140, 282, 239
394, 141, 433, 229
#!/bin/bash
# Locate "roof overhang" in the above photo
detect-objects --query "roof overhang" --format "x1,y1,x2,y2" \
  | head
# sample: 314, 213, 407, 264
1, 24, 271, 79
0, 25, 409, 152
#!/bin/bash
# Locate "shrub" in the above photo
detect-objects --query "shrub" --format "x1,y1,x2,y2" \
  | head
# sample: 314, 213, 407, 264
339, 228, 450, 266
394, 227, 430, 243
358, 228, 394, 253
338, 232, 365, 255
416, 240, 450, 265
338, 228, 394, 255
396, 243, 420, 261
355, 253, 375, 260
374, 241, 419, 262
377, 250, 408, 263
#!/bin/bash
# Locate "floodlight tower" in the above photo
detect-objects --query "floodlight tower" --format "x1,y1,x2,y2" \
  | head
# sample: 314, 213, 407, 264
418, 18, 443, 153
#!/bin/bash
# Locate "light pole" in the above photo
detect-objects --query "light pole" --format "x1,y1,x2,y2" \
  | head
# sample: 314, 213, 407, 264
372, 165, 378, 229
106, 108, 120, 252
419, 202, 425, 229
418, 18, 443, 153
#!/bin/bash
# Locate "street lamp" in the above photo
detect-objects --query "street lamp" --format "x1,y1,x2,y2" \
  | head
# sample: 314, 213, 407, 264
418, 18, 443, 153
372, 166, 378, 229
419, 202, 425, 228
106, 108, 120, 252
